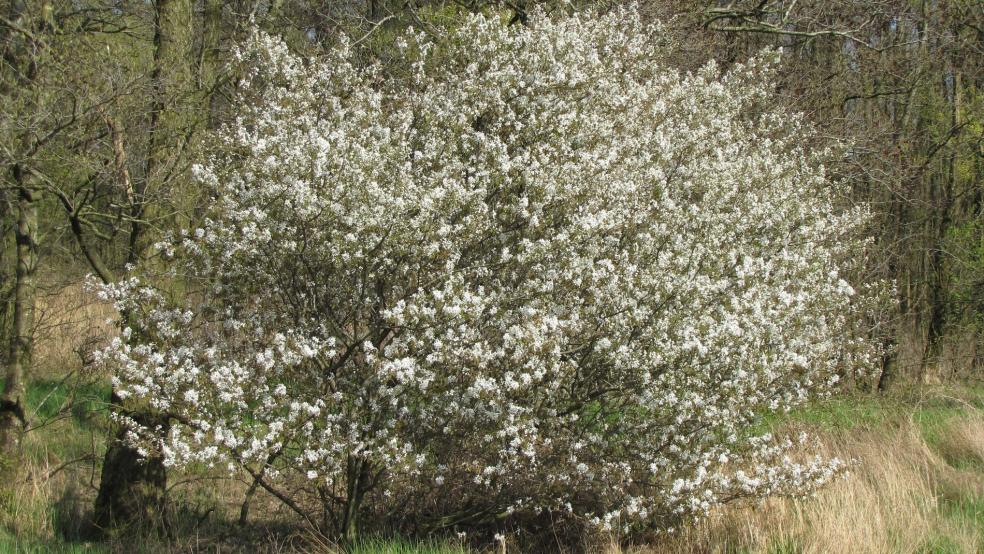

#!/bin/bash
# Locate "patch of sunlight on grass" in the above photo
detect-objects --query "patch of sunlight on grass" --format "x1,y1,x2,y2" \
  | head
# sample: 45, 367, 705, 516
752, 394, 900, 434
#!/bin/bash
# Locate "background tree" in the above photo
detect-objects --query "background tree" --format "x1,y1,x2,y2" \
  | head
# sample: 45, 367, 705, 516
2, 0, 238, 530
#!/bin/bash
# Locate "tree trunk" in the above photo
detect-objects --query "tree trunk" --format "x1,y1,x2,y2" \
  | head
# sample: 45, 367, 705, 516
93, 393, 168, 534
93, 0, 192, 532
0, 191, 14, 367
341, 456, 373, 543
0, 174, 38, 468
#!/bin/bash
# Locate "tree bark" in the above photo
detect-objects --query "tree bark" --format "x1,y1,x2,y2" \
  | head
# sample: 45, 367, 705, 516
92, 394, 168, 534
0, 171, 39, 466
341, 456, 375, 543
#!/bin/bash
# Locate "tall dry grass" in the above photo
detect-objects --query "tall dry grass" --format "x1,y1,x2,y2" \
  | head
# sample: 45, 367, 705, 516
33, 282, 116, 379
627, 411, 984, 554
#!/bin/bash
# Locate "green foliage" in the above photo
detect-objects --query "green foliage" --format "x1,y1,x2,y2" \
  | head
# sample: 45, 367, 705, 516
944, 217, 984, 329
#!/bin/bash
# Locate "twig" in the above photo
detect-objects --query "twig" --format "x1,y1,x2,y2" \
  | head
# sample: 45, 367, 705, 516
404, 1, 443, 40
350, 14, 396, 48
28, 454, 96, 484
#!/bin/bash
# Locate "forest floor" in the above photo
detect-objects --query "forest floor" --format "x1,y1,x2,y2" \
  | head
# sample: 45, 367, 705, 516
1, 380, 982, 553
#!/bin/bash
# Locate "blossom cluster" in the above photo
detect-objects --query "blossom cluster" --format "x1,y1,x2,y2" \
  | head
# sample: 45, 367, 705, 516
98, 7, 874, 533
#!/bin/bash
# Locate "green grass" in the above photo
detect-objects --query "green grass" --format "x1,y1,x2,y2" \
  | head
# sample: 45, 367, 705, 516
774, 394, 901, 430
0, 378, 109, 551
0, 377, 110, 429
908, 389, 984, 472
17, 379, 110, 468
914, 404, 964, 442
24, 378, 110, 425
765, 537, 802, 554
0, 530, 108, 554
349, 537, 471, 554
916, 535, 964, 554
940, 496, 984, 538
754, 384, 984, 434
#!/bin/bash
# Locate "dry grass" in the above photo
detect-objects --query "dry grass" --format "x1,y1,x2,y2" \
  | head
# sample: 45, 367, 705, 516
33, 282, 116, 379
935, 412, 984, 468
629, 403, 984, 554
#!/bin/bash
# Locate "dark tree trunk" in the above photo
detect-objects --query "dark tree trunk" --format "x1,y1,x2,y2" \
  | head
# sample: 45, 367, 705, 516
878, 336, 897, 391
93, 393, 168, 534
0, 1, 43, 476
0, 175, 38, 471
341, 456, 374, 544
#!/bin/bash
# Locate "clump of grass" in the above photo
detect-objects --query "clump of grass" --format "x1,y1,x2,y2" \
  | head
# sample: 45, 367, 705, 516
923, 410, 984, 471
347, 537, 472, 554
916, 535, 963, 554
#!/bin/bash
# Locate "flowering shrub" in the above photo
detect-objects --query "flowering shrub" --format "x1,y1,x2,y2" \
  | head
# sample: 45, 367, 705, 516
97, 7, 874, 541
